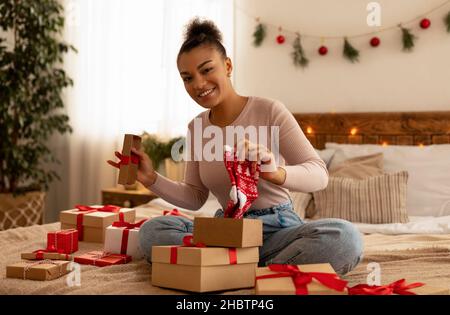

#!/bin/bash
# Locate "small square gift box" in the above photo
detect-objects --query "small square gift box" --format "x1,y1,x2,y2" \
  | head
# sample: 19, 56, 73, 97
193, 217, 262, 248
6, 260, 70, 281
104, 219, 148, 260
47, 229, 78, 254
74, 251, 131, 267
151, 235, 259, 293
347, 279, 450, 295
21, 250, 72, 261
117, 134, 141, 185
60, 205, 135, 243
255, 263, 348, 295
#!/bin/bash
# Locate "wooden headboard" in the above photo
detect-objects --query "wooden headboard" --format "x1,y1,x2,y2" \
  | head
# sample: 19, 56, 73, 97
293, 111, 450, 149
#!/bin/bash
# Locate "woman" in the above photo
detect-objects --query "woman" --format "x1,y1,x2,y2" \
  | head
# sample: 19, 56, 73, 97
108, 18, 363, 275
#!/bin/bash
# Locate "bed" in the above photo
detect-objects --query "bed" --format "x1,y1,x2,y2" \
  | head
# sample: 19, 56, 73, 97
1, 111, 450, 295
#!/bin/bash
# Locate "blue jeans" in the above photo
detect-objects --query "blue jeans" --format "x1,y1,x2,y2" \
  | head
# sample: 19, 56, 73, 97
139, 201, 364, 275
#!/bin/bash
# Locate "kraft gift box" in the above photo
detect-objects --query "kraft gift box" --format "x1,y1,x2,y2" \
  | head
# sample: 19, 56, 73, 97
151, 245, 259, 293
193, 217, 263, 248
21, 251, 72, 261
255, 263, 348, 295
118, 134, 141, 185
60, 205, 135, 243
6, 260, 70, 281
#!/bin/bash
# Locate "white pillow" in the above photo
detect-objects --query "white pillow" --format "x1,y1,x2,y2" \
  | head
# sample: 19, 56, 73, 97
325, 143, 450, 217
315, 148, 336, 168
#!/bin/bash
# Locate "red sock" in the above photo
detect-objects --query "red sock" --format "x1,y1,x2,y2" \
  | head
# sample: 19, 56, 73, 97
232, 160, 260, 219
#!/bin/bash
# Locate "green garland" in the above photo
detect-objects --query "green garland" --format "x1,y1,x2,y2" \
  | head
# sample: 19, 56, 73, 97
399, 25, 417, 51
444, 11, 450, 33
253, 23, 266, 47
291, 35, 309, 68
343, 37, 359, 63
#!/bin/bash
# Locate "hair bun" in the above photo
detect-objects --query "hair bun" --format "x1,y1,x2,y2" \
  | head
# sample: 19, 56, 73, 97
184, 17, 223, 43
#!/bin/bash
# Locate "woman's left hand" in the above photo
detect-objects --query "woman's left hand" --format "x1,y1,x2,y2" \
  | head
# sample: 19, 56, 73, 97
235, 139, 286, 185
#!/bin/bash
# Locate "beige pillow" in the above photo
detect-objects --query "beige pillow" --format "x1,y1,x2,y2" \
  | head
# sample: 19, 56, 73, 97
289, 191, 311, 220
305, 153, 385, 218
312, 171, 409, 224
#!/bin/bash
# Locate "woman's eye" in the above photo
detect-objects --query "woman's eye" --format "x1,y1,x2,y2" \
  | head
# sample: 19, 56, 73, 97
203, 67, 213, 74
183, 77, 192, 82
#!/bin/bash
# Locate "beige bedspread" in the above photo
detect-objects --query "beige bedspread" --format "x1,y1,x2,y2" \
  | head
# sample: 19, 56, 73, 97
1, 208, 450, 294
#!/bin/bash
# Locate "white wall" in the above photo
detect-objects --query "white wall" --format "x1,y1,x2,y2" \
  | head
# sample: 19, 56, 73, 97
233, 0, 450, 113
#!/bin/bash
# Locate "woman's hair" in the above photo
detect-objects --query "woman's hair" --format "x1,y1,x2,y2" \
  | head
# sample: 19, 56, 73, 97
178, 17, 227, 59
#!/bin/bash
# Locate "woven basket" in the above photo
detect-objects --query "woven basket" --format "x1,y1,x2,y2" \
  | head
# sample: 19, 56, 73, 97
0, 191, 45, 231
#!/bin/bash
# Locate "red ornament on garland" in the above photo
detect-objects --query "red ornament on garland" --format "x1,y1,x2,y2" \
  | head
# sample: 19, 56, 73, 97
318, 46, 328, 55
420, 18, 431, 29
370, 37, 380, 47
276, 35, 285, 44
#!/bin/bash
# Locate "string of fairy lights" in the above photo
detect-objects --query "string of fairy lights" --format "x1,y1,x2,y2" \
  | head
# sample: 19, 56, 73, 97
237, 0, 450, 67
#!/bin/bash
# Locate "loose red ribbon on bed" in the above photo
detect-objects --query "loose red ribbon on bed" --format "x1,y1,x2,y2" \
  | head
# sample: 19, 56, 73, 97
255, 264, 348, 295
112, 219, 147, 255
169, 235, 237, 265
74, 205, 124, 241
347, 279, 425, 295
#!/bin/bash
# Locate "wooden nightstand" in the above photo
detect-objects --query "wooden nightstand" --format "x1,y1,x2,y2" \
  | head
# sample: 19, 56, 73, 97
101, 187, 158, 208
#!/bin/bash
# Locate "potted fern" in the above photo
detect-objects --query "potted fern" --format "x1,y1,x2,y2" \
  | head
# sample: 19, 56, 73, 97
0, 0, 75, 230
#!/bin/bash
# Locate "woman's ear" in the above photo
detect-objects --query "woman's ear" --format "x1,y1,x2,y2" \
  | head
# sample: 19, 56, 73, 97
225, 57, 233, 77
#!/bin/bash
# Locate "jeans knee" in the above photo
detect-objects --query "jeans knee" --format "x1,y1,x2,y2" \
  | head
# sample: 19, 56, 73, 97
331, 219, 364, 275
138, 216, 193, 262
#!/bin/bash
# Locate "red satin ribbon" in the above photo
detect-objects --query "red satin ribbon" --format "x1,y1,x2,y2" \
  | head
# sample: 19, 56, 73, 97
255, 264, 348, 295
111, 219, 147, 255
119, 153, 139, 166
163, 209, 192, 220
347, 279, 425, 295
74, 205, 124, 241
169, 236, 238, 265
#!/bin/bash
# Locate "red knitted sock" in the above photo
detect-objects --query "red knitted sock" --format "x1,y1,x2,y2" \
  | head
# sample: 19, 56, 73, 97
223, 145, 239, 218
232, 160, 260, 219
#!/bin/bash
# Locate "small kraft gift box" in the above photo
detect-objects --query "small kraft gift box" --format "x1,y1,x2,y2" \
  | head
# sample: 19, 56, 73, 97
118, 134, 141, 185
21, 251, 72, 261
255, 263, 348, 295
60, 205, 135, 243
151, 236, 259, 293
192, 217, 263, 248
104, 219, 147, 260
47, 229, 78, 254
74, 251, 132, 267
6, 260, 70, 281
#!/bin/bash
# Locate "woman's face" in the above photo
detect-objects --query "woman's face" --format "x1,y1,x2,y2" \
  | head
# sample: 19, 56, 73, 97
177, 45, 232, 109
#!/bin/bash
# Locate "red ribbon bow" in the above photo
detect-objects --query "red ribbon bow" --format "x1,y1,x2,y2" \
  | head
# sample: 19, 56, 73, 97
119, 153, 140, 166
347, 279, 425, 295
163, 209, 192, 220
33, 247, 68, 260
255, 264, 348, 295
74, 205, 124, 241
111, 219, 147, 255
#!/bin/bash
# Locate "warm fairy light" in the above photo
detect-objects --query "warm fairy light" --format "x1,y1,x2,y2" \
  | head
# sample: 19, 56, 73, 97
381, 141, 388, 147
418, 143, 424, 148
350, 128, 358, 136
306, 127, 313, 134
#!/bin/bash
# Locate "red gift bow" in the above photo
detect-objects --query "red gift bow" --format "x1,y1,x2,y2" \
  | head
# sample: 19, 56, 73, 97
163, 209, 192, 220
74, 205, 124, 241
255, 264, 348, 295
169, 235, 237, 265
111, 219, 147, 255
347, 279, 425, 295
32, 247, 69, 260
119, 153, 140, 166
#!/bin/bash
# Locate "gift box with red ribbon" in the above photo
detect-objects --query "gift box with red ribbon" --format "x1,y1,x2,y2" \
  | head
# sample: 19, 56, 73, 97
193, 217, 262, 248
104, 219, 147, 259
151, 235, 259, 293
118, 134, 141, 185
6, 260, 70, 281
255, 263, 348, 295
21, 250, 72, 261
74, 251, 132, 267
60, 205, 135, 243
47, 229, 78, 254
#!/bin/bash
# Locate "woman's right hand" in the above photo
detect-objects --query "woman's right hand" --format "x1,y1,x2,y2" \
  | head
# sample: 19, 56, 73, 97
107, 147, 157, 187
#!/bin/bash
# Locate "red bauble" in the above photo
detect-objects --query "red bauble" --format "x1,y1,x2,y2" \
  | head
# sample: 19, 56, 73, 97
318, 46, 328, 55
370, 37, 380, 47
420, 18, 431, 29
276, 35, 285, 44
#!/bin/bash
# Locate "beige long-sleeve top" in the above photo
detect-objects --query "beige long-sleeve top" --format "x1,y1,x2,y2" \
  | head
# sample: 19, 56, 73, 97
147, 96, 328, 211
